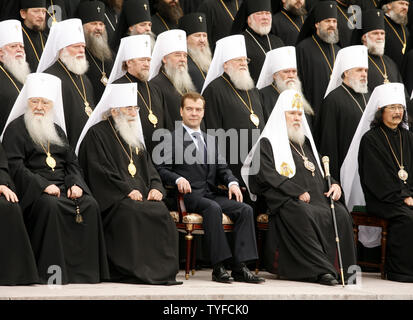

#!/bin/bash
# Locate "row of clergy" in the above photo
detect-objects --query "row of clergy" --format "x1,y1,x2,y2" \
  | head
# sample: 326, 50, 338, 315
1, 69, 412, 287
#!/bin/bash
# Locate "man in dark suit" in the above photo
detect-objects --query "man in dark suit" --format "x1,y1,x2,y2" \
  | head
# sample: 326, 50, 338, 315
155, 92, 264, 284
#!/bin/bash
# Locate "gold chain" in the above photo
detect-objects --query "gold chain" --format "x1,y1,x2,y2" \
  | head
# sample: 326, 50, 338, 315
384, 15, 406, 54
281, 10, 304, 32
289, 140, 306, 158
218, 0, 239, 21
0, 65, 21, 93
336, 2, 357, 28
22, 27, 45, 62
271, 83, 280, 94
47, 0, 57, 23
108, 118, 134, 161
221, 75, 255, 114
245, 29, 272, 56
312, 35, 336, 73
86, 47, 105, 75
156, 12, 170, 30
188, 53, 206, 79
380, 127, 404, 169
57, 59, 90, 106
340, 84, 367, 114
125, 74, 153, 113
368, 54, 389, 82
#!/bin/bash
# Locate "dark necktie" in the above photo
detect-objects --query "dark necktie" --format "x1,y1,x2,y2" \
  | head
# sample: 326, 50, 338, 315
192, 132, 207, 164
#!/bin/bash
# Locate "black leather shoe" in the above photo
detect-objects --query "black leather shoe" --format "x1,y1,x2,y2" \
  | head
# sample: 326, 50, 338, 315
231, 264, 265, 283
212, 264, 233, 283
318, 274, 339, 286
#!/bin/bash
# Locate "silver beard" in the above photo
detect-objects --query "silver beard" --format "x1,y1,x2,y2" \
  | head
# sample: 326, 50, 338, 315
2, 52, 31, 84
249, 18, 272, 36
388, 10, 408, 26
226, 64, 255, 91
318, 28, 339, 44
188, 45, 212, 72
113, 112, 144, 150
348, 77, 368, 94
59, 48, 89, 75
287, 124, 305, 146
84, 28, 112, 61
24, 109, 64, 147
366, 36, 385, 56
164, 62, 196, 94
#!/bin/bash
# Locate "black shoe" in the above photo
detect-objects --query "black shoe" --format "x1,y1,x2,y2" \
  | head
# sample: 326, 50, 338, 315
212, 264, 233, 283
318, 274, 339, 286
231, 264, 265, 283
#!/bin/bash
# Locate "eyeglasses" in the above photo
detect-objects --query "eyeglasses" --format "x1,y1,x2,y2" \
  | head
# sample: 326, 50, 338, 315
232, 57, 251, 65
386, 105, 404, 112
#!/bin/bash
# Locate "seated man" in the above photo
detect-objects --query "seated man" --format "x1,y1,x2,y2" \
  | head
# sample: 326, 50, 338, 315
1, 73, 109, 284
242, 89, 356, 286
76, 83, 181, 285
0, 142, 39, 285
155, 92, 264, 284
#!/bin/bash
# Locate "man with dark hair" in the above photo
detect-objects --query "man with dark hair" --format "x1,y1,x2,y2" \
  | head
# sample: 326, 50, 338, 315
155, 91, 264, 284
151, 0, 183, 35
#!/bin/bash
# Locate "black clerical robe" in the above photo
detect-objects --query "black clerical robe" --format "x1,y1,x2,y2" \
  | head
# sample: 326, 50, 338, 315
401, 49, 413, 95
45, 60, 95, 147
368, 53, 403, 92
336, 2, 357, 48
151, 12, 178, 36
198, 0, 240, 52
202, 73, 265, 186
316, 83, 369, 182
22, 24, 48, 73
78, 118, 180, 285
85, 49, 114, 102
2, 116, 109, 284
103, 5, 119, 49
296, 34, 340, 118
0, 143, 39, 285
249, 137, 356, 281
187, 54, 206, 93
0, 63, 22, 133
150, 70, 182, 123
114, 73, 173, 155
259, 84, 280, 122
271, 9, 305, 46
383, 16, 409, 70
242, 27, 284, 83
359, 125, 413, 282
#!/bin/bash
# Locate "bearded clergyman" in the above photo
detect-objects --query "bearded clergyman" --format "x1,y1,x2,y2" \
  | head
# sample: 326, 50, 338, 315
242, 89, 356, 286
76, 83, 181, 285
1, 72, 109, 284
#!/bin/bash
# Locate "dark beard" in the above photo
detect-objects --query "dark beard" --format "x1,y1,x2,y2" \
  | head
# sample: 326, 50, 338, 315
286, 6, 307, 17
157, 0, 183, 24
31, 22, 46, 32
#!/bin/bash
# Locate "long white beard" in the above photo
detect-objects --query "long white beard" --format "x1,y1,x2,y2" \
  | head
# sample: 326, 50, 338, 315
2, 52, 31, 84
226, 64, 255, 91
287, 124, 305, 146
60, 48, 89, 75
388, 10, 408, 26
249, 19, 272, 36
164, 62, 196, 93
366, 36, 385, 56
319, 28, 339, 44
348, 77, 368, 94
113, 113, 144, 150
84, 29, 112, 61
188, 45, 212, 72
274, 76, 314, 115
24, 110, 64, 147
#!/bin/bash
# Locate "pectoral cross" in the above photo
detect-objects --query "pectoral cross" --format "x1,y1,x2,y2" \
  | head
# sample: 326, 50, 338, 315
97, 6, 101, 13
377, 11, 380, 16
144, 4, 148, 10
199, 16, 203, 23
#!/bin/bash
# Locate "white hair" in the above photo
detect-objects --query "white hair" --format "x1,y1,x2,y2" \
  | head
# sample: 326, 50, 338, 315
164, 60, 196, 94
2, 50, 30, 84
113, 110, 144, 150
226, 63, 255, 91
59, 47, 89, 75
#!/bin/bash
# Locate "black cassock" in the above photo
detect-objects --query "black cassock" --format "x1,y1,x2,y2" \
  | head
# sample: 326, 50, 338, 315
316, 83, 370, 181
22, 24, 48, 73
45, 61, 95, 147
383, 17, 409, 70
401, 49, 413, 95
151, 13, 178, 36
249, 138, 356, 281
0, 143, 39, 285
150, 70, 182, 124
335, 2, 357, 48
296, 34, 340, 119
368, 53, 403, 92
242, 27, 284, 83
198, 0, 241, 52
259, 84, 280, 122
0, 64, 22, 133
2, 116, 109, 284
78, 119, 180, 285
202, 73, 265, 186
85, 49, 114, 102
114, 73, 174, 155
187, 54, 206, 93
271, 10, 305, 46
359, 125, 413, 282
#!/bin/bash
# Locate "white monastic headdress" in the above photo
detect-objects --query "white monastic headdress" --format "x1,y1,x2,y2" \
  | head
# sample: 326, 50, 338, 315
256, 46, 297, 90
340, 82, 406, 247
324, 45, 368, 98
75, 82, 144, 154
148, 29, 187, 81
241, 89, 323, 201
201, 34, 247, 94
1, 72, 66, 140
0, 20, 24, 47
107, 34, 151, 84
37, 18, 85, 72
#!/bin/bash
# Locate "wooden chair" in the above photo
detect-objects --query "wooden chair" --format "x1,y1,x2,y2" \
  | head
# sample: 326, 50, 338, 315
351, 206, 389, 279
169, 193, 234, 280
255, 212, 269, 274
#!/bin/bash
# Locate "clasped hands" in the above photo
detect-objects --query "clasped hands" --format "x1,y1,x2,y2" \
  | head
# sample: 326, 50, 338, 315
299, 184, 342, 203
43, 184, 83, 199
128, 188, 163, 201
